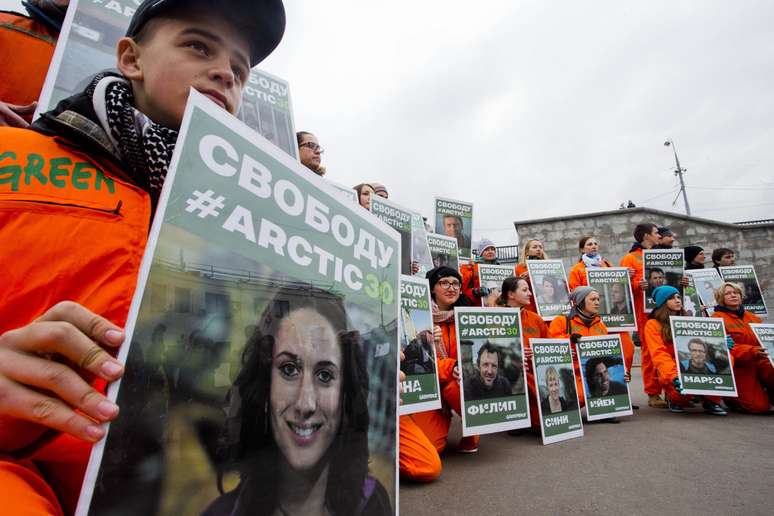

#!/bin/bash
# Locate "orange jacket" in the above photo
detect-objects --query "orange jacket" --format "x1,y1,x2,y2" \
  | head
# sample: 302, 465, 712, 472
712, 309, 762, 365
0, 127, 150, 514
548, 313, 609, 339
435, 317, 459, 385
642, 318, 678, 384
515, 263, 538, 314
0, 11, 57, 115
620, 248, 646, 330
567, 258, 613, 291
459, 262, 479, 305
520, 309, 547, 373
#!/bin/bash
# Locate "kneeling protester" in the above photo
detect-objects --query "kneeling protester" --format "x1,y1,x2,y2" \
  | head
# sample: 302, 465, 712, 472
455, 307, 531, 436
671, 317, 738, 397
531, 338, 584, 445
576, 335, 633, 421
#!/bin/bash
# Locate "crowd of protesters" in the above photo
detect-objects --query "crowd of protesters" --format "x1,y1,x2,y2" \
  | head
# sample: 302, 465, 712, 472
1, 1, 771, 513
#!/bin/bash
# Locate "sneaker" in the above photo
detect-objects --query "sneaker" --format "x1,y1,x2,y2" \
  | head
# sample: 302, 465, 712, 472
457, 436, 479, 453
632, 404, 640, 410
703, 401, 728, 416
648, 395, 669, 409
668, 401, 685, 413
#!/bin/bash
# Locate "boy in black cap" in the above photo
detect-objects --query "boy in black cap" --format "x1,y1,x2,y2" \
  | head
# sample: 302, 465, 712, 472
0, 2, 284, 514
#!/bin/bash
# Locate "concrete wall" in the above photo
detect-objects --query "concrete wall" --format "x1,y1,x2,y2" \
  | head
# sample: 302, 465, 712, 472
514, 207, 773, 320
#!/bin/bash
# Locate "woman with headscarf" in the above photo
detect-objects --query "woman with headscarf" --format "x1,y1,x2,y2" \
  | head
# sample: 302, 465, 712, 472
712, 282, 774, 413
644, 286, 727, 415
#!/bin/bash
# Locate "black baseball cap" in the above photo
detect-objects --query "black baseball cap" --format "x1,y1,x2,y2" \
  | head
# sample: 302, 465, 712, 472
126, 0, 286, 67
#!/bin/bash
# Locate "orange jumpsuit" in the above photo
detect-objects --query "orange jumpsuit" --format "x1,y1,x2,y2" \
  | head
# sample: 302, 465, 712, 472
568, 259, 635, 373
399, 415, 442, 481
643, 319, 721, 406
620, 248, 660, 395
548, 314, 609, 408
0, 11, 57, 121
520, 309, 548, 428
460, 262, 481, 305
515, 263, 539, 314
713, 310, 774, 413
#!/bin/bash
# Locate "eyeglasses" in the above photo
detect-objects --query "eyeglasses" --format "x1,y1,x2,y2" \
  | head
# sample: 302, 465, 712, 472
437, 280, 461, 290
299, 141, 324, 153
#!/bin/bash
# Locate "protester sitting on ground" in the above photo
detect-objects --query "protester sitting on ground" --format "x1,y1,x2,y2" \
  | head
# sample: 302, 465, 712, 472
643, 286, 728, 416
0, 1, 286, 514
548, 286, 614, 412
621, 222, 668, 408
497, 276, 547, 428
460, 238, 499, 306
0, 0, 68, 127
515, 238, 546, 313
568, 235, 635, 386
371, 182, 388, 198
353, 183, 375, 210
712, 282, 774, 413
684, 245, 705, 270
296, 131, 325, 175
406, 266, 481, 456
712, 247, 736, 269
654, 226, 677, 249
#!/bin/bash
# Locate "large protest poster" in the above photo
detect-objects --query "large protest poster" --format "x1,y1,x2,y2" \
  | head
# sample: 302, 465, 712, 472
426, 233, 459, 270
478, 264, 515, 307
411, 214, 434, 277
526, 260, 571, 320
576, 335, 633, 421
455, 308, 530, 436
643, 249, 685, 312
370, 195, 412, 275
399, 275, 441, 415
750, 324, 774, 368
586, 268, 636, 331
34, 0, 298, 158
720, 265, 768, 317
76, 92, 399, 516
670, 316, 737, 397
683, 274, 705, 318
434, 197, 473, 260
687, 269, 723, 316
531, 339, 583, 445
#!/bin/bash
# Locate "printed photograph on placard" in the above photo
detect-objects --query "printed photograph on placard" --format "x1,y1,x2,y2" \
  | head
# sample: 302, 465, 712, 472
643, 249, 685, 312
455, 308, 530, 436
586, 268, 636, 331
370, 196, 413, 275
427, 233, 460, 270
670, 316, 737, 397
576, 335, 633, 421
750, 324, 774, 368
237, 69, 298, 158
687, 269, 723, 316
683, 274, 705, 318
719, 265, 768, 317
411, 214, 434, 277
478, 264, 517, 307
76, 93, 398, 516
531, 339, 583, 445
399, 275, 441, 415
526, 260, 571, 320
434, 197, 473, 259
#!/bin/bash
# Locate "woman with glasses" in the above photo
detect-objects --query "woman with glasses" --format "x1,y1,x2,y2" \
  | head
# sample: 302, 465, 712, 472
296, 131, 325, 176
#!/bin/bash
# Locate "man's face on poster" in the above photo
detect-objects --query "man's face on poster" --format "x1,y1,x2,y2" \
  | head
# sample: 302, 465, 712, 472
593, 362, 611, 395
648, 270, 665, 289
443, 216, 462, 238
611, 284, 625, 304
688, 340, 707, 369
479, 350, 498, 388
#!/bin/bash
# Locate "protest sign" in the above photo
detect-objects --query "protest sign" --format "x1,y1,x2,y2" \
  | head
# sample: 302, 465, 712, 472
399, 275, 441, 414
455, 308, 530, 436
586, 267, 636, 331
326, 180, 358, 204
434, 197, 473, 259
670, 316, 737, 397
76, 92, 399, 516
686, 269, 723, 316
35, 0, 298, 158
531, 338, 583, 445
683, 274, 705, 317
370, 195, 413, 275
478, 264, 516, 307
411, 214, 434, 277
720, 265, 768, 317
526, 260, 571, 320
643, 249, 685, 312
576, 335, 633, 421
426, 233, 460, 270
750, 324, 774, 368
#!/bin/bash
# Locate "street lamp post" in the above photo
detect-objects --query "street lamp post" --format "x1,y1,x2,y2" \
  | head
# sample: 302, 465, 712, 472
664, 138, 691, 216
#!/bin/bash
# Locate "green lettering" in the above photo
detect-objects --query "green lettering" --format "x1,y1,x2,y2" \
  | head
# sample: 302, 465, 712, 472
94, 168, 115, 194
49, 157, 72, 188
72, 162, 94, 190
0, 151, 21, 192
24, 153, 47, 186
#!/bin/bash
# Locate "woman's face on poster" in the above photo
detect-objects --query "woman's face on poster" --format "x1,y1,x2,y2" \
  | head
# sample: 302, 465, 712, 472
270, 308, 343, 472
541, 279, 555, 301
547, 375, 560, 400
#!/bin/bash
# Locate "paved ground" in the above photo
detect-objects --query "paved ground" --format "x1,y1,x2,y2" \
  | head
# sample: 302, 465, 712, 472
399, 352, 774, 516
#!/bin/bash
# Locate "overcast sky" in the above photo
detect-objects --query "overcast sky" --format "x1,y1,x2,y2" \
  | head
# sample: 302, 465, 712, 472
4, 0, 773, 245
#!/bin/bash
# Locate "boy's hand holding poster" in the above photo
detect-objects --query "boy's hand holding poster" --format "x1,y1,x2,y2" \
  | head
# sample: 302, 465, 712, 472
76, 92, 399, 516
670, 316, 737, 397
